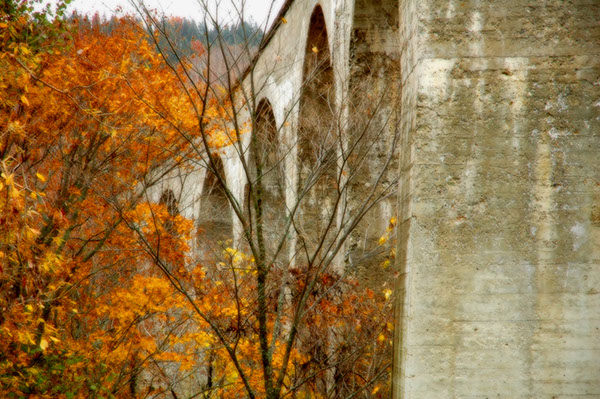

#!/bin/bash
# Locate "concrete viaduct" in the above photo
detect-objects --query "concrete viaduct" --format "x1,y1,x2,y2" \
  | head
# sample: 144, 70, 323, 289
156, 0, 600, 397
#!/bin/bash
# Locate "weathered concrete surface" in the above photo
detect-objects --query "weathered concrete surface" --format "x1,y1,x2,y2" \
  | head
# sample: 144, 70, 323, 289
395, 0, 600, 397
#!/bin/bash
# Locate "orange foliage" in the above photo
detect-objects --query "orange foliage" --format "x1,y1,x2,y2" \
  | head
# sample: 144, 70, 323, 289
0, 10, 203, 398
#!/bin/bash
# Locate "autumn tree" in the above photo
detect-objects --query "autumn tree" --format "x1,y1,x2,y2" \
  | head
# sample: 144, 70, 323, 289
0, 5, 221, 397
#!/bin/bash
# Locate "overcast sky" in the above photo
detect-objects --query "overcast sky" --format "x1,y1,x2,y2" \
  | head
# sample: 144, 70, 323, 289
45, 0, 285, 26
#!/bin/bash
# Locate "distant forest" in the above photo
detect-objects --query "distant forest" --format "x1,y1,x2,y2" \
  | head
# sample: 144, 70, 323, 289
74, 12, 264, 63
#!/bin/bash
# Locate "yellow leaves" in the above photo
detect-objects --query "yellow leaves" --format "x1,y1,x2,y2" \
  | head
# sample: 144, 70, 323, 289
2, 172, 14, 187
51, 235, 64, 247
17, 331, 36, 346
208, 129, 238, 149
0, 22, 7, 29
20, 95, 29, 106
39, 338, 49, 351
383, 289, 392, 300
223, 247, 254, 272
40, 252, 62, 273
187, 331, 214, 348
281, 17, 287, 24
378, 216, 397, 246
27, 226, 40, 238
386, 218, 396, 233
103, 275, 182, 322
312, 46, 319, 53
35, 172, 46, 182
1, 172, 21, 199
6, 120, 25, 137
84, 107, 101, 116
10, 186, 21, 199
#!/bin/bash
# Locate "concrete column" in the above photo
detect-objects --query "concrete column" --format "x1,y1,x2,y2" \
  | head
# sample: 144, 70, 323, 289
394, 1, 600, 397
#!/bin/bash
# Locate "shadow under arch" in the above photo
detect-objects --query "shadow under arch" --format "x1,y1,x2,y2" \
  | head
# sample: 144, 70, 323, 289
298, 4, 335, 165
197, 155, 232, 252
296, 4, 337, 254
159, 188, 180, 233
245, 98, 288, 264
343, 0, 400, 275
159, 189, 179, 217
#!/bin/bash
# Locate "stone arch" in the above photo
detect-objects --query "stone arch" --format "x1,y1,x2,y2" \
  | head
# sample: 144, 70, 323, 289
159, 188, 180, 233
347, 0, 399, 132
349, 0, 399, 78
249, 98, 284, 200
197, 155, 232, 246
296, 4, 337, 258
245, 98, 287, 258
344, 0, 400, 277
159, 189, 179, 217
298, 4, 335, 168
